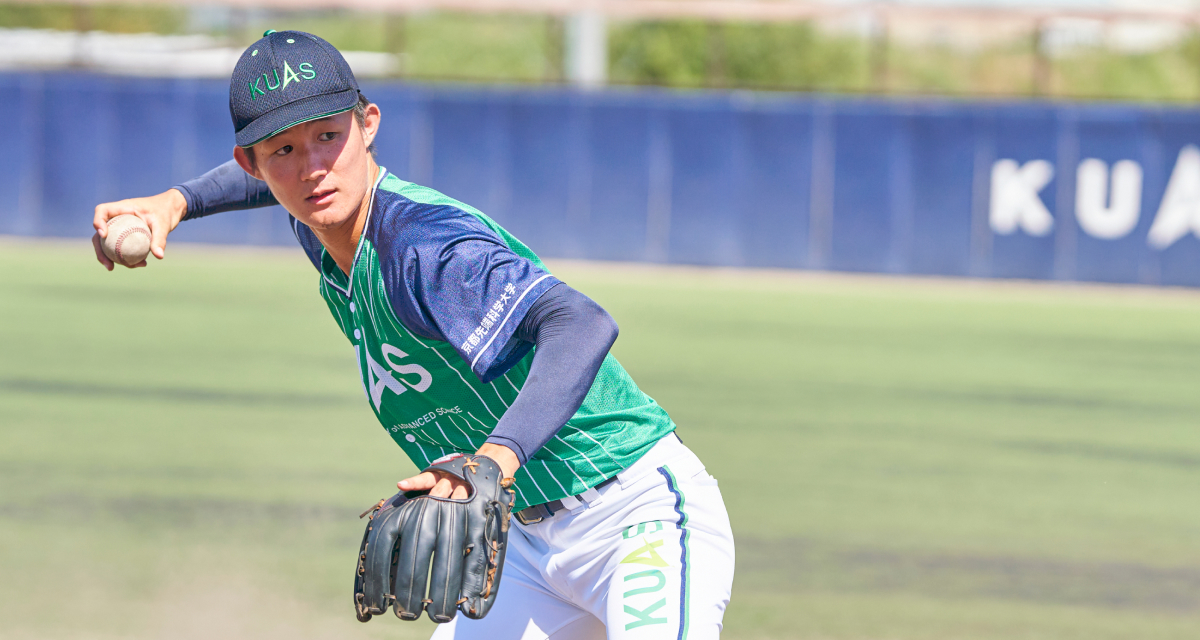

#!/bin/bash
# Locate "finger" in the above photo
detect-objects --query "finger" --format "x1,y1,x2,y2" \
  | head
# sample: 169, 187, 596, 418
427, 502, 465, 622
429, 477, 455, 499
93, 206, 109, 238
91, 233, 114, 271
362, 502, 408, 614
450, 482, 469, 500
393, 500, 438, 621
146, 214, 168, 260
93, 203, 132, 238
130, 260, 148, 269
397, 471, 438, 492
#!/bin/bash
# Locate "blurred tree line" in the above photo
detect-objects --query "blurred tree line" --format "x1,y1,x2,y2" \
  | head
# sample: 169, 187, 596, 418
608, 20, 1200, 102
3, 3, 1200, 102
0, 2, 185, 33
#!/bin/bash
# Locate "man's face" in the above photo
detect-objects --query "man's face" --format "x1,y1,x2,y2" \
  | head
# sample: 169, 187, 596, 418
237, 107, 379, 231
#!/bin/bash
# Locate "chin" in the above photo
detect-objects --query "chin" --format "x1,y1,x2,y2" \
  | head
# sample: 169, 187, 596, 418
297, 203, 353, 230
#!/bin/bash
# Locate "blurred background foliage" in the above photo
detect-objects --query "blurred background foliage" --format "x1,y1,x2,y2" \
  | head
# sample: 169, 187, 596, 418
609, 21, 872, 92
4, 3, 1200, 101
0, 2, 185, 33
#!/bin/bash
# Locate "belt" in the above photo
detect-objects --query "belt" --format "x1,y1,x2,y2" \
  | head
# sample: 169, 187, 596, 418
514, 475, 617, 526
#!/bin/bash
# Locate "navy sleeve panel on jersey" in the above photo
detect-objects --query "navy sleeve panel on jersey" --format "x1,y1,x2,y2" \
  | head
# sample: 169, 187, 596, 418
485, 283, 619, 466
289, 216, 324, 271
174, 159, 278, 221
370, 198, 561, 382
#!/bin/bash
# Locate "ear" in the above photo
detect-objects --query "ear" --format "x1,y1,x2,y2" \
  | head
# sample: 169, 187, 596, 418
360, 103, 381, 149
233, 145, 262, 179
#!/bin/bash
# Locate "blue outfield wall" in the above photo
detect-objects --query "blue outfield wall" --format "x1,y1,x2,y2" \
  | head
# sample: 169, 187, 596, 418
6, 72, 1200, 286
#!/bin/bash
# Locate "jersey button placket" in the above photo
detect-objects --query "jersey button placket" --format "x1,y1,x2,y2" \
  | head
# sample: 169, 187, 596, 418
350, 300, 364, 345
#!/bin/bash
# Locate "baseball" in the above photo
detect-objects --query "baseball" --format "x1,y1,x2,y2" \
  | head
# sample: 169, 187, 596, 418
101, 214, 152, 266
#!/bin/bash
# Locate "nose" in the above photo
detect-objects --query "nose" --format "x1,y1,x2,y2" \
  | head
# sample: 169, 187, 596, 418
301, 145, 329, 182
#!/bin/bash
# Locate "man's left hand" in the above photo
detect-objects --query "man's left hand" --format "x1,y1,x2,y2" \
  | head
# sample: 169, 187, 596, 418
397, 443, 519, 499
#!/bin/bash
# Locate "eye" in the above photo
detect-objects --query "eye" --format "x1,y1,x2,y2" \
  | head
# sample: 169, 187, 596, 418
318, 131, 339, 142
273, 145, 293, 156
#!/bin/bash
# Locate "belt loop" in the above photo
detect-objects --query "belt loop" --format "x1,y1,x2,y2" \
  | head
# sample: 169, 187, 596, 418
579, 486, 602, 507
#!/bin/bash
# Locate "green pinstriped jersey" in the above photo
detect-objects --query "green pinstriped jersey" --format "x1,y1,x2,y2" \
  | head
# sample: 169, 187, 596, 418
309, 170, 676, 510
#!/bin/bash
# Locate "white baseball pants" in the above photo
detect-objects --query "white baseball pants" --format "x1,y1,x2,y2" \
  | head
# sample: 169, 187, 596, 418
431, 433, 736, 640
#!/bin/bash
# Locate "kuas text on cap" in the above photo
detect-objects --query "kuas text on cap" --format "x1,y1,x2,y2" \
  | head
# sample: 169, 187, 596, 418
229, 30, 359, 148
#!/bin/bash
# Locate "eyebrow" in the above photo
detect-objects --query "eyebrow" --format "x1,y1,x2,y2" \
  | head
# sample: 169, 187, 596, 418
262, 115, 340, 147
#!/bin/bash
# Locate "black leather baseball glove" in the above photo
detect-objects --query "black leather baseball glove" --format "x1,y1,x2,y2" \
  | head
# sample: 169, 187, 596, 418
354, 454, 516, 623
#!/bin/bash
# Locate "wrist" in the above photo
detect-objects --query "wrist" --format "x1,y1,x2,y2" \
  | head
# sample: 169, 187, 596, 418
475, 443, 520, 479
163, 188, 188, 227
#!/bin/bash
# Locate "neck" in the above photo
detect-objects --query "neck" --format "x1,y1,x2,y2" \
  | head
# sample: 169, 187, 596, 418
315, 159, 379, 275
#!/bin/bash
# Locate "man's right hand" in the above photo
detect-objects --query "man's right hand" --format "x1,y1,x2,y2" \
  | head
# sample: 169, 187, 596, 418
92, 189, 188, 270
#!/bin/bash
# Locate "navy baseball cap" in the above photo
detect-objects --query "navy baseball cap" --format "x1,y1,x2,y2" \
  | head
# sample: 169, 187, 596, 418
229, 30, 359, 148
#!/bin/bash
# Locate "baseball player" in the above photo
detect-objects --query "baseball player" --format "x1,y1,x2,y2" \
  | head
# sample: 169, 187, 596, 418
91, 31, 734, 640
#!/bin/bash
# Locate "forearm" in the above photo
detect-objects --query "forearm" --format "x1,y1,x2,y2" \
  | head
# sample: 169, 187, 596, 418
486, 284, 618, 468
173, 159, 278, 221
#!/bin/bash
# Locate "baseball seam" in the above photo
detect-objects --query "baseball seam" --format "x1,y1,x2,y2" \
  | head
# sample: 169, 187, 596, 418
114, 224, 151, 264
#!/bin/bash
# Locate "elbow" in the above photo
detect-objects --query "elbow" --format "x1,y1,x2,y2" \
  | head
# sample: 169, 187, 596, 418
601, 308, 618, 346
587, 301, 619, 349
542, 284, 619, 350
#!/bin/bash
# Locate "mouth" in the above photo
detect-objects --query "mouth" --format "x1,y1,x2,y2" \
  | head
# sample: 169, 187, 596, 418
307, 188, 336, 205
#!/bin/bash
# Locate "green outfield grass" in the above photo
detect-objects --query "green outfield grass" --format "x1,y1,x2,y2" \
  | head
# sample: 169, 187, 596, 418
2, 239, 1199, 640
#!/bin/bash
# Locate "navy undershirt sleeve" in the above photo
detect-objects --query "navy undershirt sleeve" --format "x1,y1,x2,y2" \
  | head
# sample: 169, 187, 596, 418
484, 283, 618, 466
173, 159, 278, 221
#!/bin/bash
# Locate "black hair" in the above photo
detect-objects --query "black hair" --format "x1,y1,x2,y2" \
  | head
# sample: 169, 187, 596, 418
351, 92, 378, 158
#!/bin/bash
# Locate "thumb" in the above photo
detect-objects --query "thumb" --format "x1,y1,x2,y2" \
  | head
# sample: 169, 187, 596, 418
146, 214, 169, 260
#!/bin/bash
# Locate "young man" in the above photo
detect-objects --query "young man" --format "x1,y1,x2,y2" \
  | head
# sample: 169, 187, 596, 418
92, 31, 734, 640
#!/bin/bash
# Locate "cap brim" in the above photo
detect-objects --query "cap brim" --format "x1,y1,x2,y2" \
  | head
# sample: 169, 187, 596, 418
235, 87, 359, 147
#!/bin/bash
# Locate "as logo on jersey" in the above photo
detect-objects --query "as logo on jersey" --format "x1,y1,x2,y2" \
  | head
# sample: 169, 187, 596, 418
247, 60, 316, 101
356, 341, 433, 411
